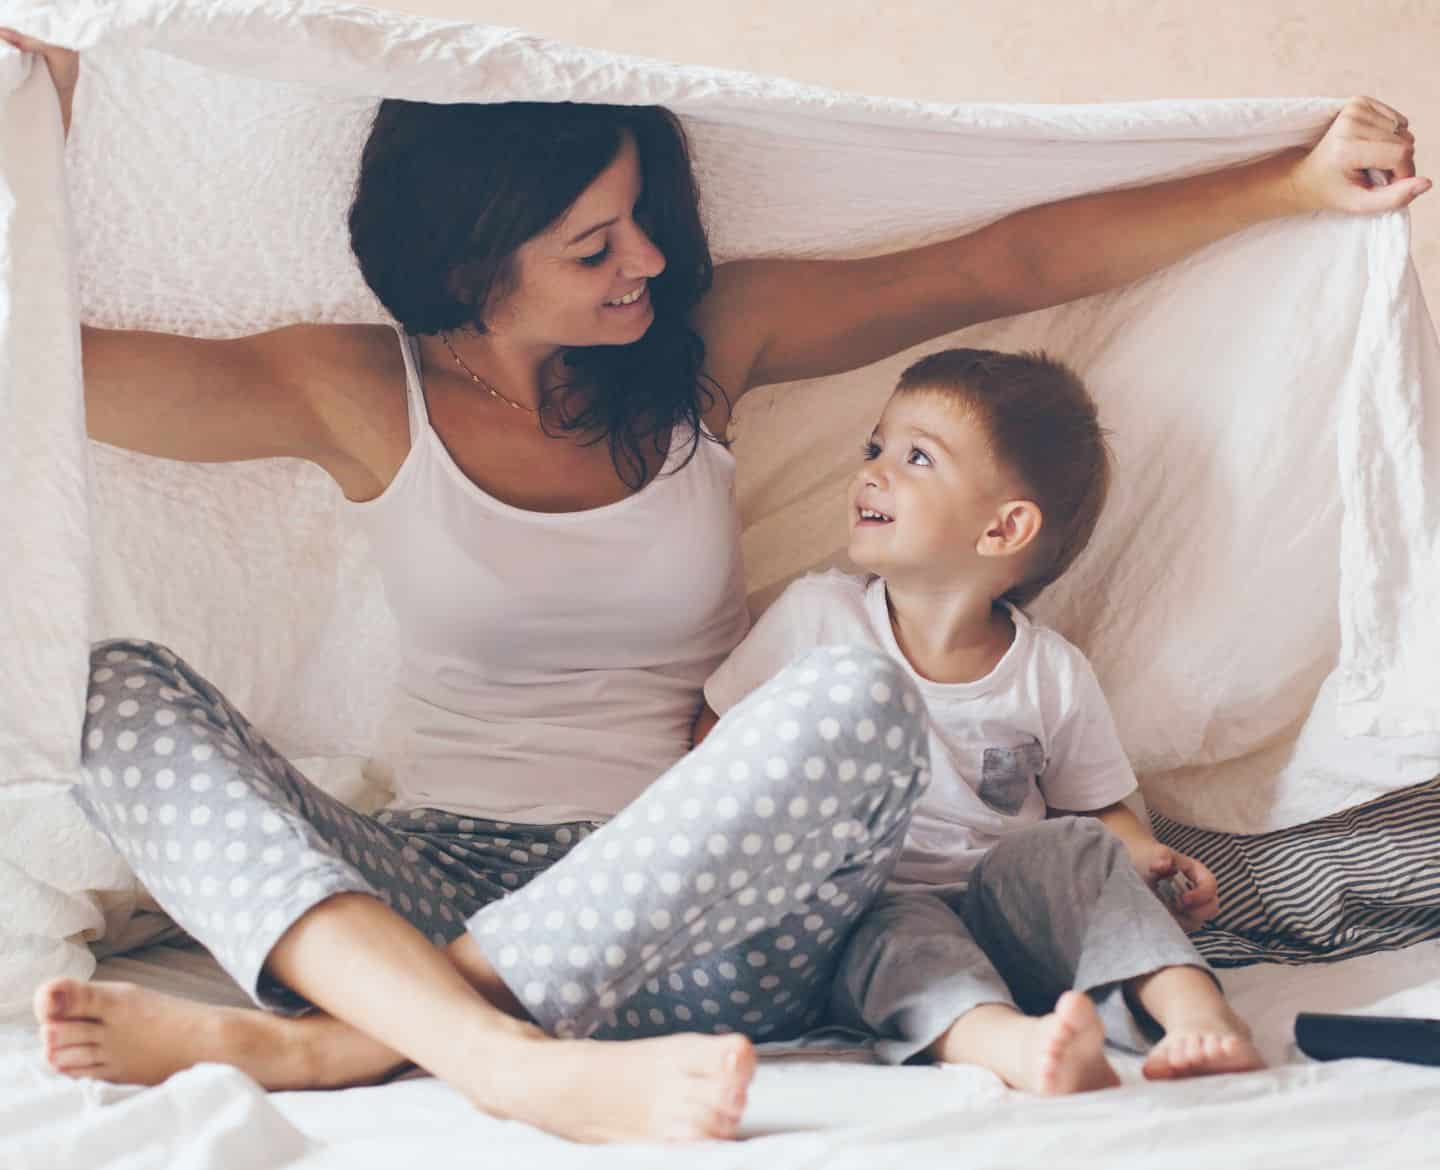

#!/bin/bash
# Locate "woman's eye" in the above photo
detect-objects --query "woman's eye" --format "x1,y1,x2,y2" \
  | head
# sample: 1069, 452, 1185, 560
578, 245, 610, 267
862, 441, 880, 460
907, 447, 932, 467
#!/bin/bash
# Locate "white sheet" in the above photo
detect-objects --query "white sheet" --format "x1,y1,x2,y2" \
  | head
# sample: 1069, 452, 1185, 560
2, 0, 1439, 1031
3, 939, 1439, 1168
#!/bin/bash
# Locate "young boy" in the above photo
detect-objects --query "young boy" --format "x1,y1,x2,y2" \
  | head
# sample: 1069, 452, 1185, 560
696, 348, 1263, 1093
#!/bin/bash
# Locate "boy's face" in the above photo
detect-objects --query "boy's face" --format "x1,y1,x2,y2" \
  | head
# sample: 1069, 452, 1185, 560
847, 389, 1014, 586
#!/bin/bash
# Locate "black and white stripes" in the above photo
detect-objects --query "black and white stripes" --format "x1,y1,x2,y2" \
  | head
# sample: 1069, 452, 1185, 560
1151, 776, 1440, 967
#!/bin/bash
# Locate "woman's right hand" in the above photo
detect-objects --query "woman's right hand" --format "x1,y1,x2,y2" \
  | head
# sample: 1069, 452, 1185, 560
0, 29, 78, 135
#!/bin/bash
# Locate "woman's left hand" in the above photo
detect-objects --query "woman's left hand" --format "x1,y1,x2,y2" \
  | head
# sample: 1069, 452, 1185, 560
1288, 96, 1429, 214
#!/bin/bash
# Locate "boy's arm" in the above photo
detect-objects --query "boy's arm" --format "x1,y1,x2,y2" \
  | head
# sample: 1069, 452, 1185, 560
1070, 801, 1221, 932
692, 703, 721, 748
1040, 648, 1218, 931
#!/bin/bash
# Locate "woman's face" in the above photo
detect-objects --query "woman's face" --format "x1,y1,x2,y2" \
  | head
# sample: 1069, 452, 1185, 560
486, 132, 667, 353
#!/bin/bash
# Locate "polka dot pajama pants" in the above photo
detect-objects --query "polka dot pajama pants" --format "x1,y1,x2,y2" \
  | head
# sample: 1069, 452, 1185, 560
75, 640, 930, 1042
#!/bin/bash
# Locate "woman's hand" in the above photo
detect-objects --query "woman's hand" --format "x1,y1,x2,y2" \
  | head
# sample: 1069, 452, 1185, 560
1286, 96, 1428, 214
1130, 839, 1221, 933
0, 29, 78, 135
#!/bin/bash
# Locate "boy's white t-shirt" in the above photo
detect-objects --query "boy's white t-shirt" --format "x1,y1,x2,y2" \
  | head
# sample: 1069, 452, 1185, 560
705, 571, 1137, 888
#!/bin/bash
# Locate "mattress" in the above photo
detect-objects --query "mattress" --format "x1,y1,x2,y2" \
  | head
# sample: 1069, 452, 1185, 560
2, 938, 1438, 1168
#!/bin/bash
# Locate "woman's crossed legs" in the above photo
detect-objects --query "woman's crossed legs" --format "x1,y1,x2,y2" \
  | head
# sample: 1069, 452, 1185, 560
38, 640, 928, 1142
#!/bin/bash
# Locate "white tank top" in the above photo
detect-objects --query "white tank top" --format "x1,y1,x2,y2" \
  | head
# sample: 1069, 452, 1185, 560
347, 330, 751, 824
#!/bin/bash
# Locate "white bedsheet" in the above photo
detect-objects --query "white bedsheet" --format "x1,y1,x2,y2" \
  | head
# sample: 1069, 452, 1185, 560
2, 940, 1438, 1168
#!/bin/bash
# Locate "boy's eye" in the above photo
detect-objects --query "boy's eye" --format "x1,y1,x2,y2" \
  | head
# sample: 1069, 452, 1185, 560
907, 447, 932, 467
862, 440, 880, 460
578, 244, 610, 267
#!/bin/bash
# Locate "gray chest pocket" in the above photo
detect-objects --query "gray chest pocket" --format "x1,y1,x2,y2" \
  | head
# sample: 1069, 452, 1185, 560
978, 738, 1046, 816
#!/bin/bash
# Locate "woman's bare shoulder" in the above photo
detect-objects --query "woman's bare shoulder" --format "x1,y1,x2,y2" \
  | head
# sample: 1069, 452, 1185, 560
281, 322, 413, 497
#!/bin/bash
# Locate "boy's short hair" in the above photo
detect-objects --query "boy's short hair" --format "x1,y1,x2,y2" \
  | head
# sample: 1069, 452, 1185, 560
896, 347, 1110, 608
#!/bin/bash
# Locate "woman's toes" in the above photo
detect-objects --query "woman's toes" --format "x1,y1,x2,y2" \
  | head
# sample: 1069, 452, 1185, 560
37, 977, 117, 1025
51, 1045, 103, 1074
720, 1034, 754, 1073
45, 1020, 103, 1057
34, 978, 77, 1023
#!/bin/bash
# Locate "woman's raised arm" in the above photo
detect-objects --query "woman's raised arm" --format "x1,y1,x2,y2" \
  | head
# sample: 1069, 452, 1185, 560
1, 32, 366, 470
699, 97, 1427, 395
79, 325, 358, 466
0, 30, 76, 132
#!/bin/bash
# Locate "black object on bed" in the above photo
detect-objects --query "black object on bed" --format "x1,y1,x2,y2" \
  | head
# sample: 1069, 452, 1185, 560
1295, 1011, 1440, 1066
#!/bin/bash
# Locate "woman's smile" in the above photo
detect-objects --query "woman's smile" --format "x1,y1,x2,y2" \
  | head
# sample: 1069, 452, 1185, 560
603, 282, 650, 312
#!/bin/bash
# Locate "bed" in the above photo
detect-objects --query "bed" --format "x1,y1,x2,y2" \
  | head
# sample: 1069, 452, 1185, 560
4, 936, 1439, 1167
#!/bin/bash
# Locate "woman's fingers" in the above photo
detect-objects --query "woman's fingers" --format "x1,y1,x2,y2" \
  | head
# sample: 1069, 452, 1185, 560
1296, 96, 1429, 212
1362, 96, 1409, 132
0, 29, 79, 135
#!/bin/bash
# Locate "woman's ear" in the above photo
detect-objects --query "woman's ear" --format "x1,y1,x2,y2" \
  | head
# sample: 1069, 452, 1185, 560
976, 499, 1043, 559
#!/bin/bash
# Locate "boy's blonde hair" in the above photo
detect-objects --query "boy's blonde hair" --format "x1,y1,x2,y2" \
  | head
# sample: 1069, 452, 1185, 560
896, 348, 1110, 608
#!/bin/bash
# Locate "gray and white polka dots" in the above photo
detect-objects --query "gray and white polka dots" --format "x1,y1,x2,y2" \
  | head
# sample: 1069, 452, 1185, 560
75, 639, 928, 1037
468, 645, 929, 1039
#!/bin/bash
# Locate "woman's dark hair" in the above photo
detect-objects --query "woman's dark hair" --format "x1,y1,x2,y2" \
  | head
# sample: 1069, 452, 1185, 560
348, 100, 722, 487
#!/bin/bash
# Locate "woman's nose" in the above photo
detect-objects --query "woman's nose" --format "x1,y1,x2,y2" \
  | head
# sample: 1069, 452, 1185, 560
620, 225, 666, 280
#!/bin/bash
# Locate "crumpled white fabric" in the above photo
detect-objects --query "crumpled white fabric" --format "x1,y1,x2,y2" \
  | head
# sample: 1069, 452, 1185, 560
0, 0, 1437, 993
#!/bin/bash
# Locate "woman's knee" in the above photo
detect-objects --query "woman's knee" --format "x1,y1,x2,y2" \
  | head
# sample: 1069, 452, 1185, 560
716, 643, 930, 824
84, 641, 198, 751
761, 643, 927, 771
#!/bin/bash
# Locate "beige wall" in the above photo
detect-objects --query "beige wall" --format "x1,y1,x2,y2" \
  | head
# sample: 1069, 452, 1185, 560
374, 0, 1440, 307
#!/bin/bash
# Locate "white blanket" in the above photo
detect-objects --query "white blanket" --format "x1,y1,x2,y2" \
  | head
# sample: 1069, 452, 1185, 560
3, 938, 1439, 1168
1, 0, 1438, 1006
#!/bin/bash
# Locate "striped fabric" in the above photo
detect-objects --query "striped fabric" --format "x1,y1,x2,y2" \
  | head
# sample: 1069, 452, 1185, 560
1150, 776, 1440, 967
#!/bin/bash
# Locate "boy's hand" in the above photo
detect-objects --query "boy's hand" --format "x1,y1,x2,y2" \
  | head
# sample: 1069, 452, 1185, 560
1129, 840, 1220, 932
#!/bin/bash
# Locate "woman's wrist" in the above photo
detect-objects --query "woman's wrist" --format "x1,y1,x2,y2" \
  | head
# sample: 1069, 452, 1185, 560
47, 50, 77, 138
0, 34, 78, 137
1235, 148, 1313, 222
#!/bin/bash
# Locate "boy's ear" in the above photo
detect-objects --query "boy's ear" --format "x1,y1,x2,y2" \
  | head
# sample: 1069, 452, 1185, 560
976, 500, 1043, 558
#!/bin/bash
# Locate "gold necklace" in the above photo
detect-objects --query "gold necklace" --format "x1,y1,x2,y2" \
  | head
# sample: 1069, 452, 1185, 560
440, 333, 538, 415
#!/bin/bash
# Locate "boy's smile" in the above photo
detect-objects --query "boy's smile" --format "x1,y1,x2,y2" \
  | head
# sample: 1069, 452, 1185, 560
847, 390, 1014, 586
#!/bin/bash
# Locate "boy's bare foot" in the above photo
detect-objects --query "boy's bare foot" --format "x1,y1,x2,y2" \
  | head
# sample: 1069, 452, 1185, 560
1141, 1009, 1265, 1080
1025, 991, 1121, 1095
35, 976, 756, 1143
934, 991, 1119, 1095
34, 977, 402, 1089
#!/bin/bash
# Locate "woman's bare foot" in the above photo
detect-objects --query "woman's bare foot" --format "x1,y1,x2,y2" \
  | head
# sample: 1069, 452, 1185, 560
474, 1030, 756, 1143
34, 978, 404, 1089
36, 976, 756, 1142
1141, 1009, 1265, 1080
932, 992, 1119, 1095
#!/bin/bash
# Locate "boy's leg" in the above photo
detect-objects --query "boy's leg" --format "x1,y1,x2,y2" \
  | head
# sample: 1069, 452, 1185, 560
830, 890, 1118, 1093
960, 817, 1263, 1078
1126, 966, 1263, 1079
829, 889, 1013, 1064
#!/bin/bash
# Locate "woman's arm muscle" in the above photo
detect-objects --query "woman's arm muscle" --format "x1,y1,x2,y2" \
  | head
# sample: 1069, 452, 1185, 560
82, 323, 361, 465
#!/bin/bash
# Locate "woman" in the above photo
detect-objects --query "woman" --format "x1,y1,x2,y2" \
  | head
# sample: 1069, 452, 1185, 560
6, 32, 1426, 1144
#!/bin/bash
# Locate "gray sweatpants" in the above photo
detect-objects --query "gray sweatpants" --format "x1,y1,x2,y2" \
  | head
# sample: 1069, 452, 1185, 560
75, 640, 929, 1042
829, 817, 1211, 1063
